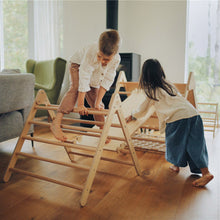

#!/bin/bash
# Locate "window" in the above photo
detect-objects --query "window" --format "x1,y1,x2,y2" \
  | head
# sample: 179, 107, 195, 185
0, 0, 63, 72
0, 0, 28, 72
188, 0, 220, 113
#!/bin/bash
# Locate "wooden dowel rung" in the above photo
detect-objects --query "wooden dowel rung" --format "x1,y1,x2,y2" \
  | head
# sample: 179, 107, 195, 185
204, 129, 215, 132
62, 124, 102, 133
68, 151, 134, 166
29, 120, 102, 134
132, 136, 165, 143
198, 102, 218, 106
199, 111, 217, 114
62, 129, 126, 142
118, 91, 131, 95
63, 128, 165, 144
10, 168, 84, 191
203, 122, 215, 125
35, 105, 58, 110
35, 105, 109, 115
203, 125, 215, 128
62, 118, 121, 128
202, 118, 215, 121
73, 107, 109, 115
23, 135, 97, 152
16, 152, 90, 171
63, 117, 104, 126
63, 130, 101, 138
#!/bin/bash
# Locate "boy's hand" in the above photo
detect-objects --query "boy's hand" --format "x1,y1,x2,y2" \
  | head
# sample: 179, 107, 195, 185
125, 115, 132, 123
95, 101, 104, 110
78, 105, 88, 116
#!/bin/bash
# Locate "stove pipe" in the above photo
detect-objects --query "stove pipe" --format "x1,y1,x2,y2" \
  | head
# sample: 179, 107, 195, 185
106, 0, 118, 30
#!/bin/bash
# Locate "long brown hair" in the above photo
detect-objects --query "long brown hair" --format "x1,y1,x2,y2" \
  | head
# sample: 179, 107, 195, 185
139, 59, 177, 101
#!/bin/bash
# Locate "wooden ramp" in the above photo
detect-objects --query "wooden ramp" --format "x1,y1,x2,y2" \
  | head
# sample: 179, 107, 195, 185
111, 71, 202, 153
111, 71, 165, 153
3, 74, 158, 206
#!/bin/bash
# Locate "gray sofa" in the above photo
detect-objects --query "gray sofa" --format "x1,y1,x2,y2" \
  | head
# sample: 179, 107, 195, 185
0, 73, 35, 143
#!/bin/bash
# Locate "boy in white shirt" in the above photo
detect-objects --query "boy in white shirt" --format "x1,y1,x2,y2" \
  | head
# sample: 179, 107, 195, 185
51, 30, 121, 142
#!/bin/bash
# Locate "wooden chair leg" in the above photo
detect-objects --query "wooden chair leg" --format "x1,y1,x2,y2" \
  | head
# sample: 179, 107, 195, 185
30, 132, 34, 147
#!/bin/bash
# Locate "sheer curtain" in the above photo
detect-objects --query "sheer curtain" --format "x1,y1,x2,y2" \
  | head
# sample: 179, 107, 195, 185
0, 0, 4, 70
29, 0, 63, 60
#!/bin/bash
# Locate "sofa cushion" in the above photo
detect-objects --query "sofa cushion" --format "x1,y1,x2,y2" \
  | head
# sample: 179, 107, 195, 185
0, 111, 24, 142
0, 73, 35, 114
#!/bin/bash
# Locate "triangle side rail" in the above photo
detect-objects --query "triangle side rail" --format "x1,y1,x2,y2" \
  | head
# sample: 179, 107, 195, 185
80, 93, 123, 207
116, 109, 142, 176
3, 90, 47, 182
114, 71, 127, 94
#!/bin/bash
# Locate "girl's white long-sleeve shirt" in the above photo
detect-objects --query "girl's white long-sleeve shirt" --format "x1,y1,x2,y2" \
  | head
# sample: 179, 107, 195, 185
69, 43, 121, 92
132, 88, 199, 133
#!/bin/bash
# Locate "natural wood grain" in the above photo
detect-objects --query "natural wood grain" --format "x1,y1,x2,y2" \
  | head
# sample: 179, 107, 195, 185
7, 87, 143, 207
0, 126, 219, 219
0, 74, 219, 219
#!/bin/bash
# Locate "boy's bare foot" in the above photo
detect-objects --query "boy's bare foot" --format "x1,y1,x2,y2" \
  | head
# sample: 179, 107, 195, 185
169, 165, 180, 173
192, 173, 214, 187
50, 122, 67, 142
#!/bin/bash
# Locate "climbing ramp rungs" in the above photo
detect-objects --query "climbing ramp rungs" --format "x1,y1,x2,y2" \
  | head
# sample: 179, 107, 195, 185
4, 75, 143, 207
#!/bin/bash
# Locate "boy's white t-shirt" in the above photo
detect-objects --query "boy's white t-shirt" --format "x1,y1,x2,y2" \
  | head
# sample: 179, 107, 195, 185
69, 43, 121, 93
132, 88, 199, 133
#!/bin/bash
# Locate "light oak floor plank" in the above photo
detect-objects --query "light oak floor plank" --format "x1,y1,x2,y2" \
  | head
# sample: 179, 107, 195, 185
0, 125, 219, 220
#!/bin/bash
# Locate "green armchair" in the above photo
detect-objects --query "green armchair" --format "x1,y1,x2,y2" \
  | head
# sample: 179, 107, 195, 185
26, 57, 66, 117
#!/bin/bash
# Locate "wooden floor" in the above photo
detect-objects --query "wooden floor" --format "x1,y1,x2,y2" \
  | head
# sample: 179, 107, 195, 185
0, 125, 219, 220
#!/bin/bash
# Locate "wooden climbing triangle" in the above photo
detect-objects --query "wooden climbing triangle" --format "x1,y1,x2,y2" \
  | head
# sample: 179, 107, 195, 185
3, 71, 156, 207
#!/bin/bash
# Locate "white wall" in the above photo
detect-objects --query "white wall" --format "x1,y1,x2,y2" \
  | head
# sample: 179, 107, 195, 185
63, 0, 187, 83
63, 0, 106, 59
